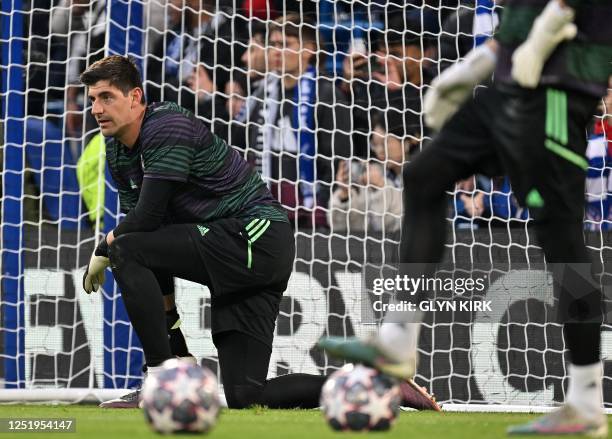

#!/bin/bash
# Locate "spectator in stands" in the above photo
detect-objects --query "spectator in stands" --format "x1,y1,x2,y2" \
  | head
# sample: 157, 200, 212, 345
233, 14, 352, 229
452, 174, 532, 229
28, 0, 105, 134
240, 22, 268, 94
227, 21, 268, 142
341, 13, 430, 159
404, 0, 465, 36
24, 0, 106, 228
146, 0, 247, 138
452, 176, 489, 229
53, 0, 107, 141
225, 78, 247, 122
328, 117, 404, 234
220, 74, 248, 146
436, 1, 477, 72
271, 0, 317, 20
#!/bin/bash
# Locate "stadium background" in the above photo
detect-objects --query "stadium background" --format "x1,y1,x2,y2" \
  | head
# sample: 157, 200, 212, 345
1, 0, 612, 409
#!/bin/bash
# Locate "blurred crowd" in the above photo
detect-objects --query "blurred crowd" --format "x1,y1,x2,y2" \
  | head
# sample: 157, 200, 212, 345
12, 0, 612, 234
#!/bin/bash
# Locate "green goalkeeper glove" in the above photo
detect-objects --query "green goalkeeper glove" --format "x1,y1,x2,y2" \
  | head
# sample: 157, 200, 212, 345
83, 237, 110, 294
424, 43, 497, 131
511, 0, 577, 88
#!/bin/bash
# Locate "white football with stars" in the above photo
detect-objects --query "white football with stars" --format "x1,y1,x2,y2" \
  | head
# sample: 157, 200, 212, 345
320, 363, 401, 431
141, 358, 220, 434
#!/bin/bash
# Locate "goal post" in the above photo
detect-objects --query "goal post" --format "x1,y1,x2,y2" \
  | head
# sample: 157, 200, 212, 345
1, 0, 26, 390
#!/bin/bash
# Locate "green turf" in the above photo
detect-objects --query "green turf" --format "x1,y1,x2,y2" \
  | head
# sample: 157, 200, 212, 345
0, 405, 607, 439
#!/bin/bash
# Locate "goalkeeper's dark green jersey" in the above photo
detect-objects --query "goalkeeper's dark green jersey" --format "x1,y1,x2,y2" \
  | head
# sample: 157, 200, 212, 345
106, 101, 288, 224
495, 0, 612, 97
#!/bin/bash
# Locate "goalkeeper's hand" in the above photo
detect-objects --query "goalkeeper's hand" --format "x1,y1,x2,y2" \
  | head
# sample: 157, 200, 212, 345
424, 43, 497, 131
511, 0, 577, 88
83, 237, 110, 294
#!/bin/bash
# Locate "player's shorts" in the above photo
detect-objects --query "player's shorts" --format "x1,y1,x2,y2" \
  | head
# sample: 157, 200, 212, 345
186, 218, 295, 348
429, 82, 600, 223
115, 218, 295, 348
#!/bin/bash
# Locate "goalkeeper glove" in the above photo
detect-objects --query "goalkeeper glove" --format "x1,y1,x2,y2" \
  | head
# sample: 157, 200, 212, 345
511, 0, 577, 88
83, 237, 110, 294
424, 43, 497, 131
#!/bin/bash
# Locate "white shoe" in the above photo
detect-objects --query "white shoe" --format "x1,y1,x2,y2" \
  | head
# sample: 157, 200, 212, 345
507, 404, 608, 437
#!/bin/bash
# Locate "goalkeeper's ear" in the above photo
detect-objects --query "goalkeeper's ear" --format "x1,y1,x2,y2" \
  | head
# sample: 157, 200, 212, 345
130, 87, 146, 107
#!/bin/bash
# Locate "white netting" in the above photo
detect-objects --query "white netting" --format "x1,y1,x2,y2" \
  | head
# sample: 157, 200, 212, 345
1, 0, 611, 408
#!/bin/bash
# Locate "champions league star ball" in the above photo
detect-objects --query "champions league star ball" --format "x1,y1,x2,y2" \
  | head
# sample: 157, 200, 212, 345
320, 364, 401, 431
141, 359, 220, 434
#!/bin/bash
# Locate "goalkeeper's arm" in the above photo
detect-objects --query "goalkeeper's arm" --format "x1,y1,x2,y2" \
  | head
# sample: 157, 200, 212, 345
424, 0, 577, 131
423, 39, 499, 131
511, 0, 577, 88
83, 178, 175, 293
105, 178, 175, 247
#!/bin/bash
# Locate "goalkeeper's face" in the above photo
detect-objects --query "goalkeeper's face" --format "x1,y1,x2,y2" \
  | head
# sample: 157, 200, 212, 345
88, 80, 142, 138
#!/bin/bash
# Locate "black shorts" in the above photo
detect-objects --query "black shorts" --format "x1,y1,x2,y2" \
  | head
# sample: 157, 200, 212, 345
429, 83, 600, 223
186, 218, 295, 347
115, 218, 295, 347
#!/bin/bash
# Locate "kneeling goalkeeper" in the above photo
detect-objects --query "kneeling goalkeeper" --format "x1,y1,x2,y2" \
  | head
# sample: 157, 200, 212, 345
80, 55, 325, 409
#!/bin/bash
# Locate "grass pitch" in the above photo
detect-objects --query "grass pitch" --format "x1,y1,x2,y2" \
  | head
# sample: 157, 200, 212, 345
0, 405, 607, 438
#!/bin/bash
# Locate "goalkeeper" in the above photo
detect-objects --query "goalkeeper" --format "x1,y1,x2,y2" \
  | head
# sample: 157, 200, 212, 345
80, 55, 326, 409
320, 0, 611, 436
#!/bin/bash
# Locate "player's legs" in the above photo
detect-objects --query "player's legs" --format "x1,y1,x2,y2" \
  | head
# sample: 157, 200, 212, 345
108, 219, 331, 409
108, 224, 212, 367
196, 219, 328, 409
215, 330, 325, 409
501, 86, 605, 436
99, 266, 197, 408
108, 218, 291, 367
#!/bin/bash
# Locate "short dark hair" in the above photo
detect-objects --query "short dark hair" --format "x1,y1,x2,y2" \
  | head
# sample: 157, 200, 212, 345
250, 20, 267, 42
271, 14, 320, 67
386, 14, 432, 49
272, 13, 317, 47
80, 55, 146, 103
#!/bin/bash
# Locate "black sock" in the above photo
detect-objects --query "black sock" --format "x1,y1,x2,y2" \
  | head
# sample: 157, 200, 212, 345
564, 323, 601, 365
535, 221, 602, 365
165, 307, 190, 358
260, 374, 326, 409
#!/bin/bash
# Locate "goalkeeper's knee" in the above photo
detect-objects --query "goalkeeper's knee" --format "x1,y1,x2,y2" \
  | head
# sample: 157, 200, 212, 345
108, 234, 140, 268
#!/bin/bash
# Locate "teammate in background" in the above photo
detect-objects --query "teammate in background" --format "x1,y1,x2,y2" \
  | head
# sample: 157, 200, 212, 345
320, 0, 611, 435
80, 55, 326, 409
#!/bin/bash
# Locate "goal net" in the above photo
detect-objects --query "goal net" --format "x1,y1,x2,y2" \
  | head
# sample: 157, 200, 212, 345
1, 0, 611, 409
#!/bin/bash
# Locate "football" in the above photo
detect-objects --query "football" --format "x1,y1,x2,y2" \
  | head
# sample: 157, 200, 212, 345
320, 363, 401, 431
141, 358, 220, 434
